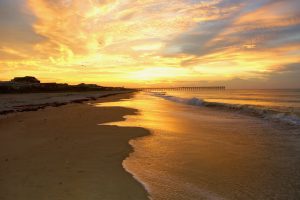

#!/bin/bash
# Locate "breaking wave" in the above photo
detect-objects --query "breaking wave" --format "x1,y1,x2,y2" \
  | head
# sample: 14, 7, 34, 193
150, 92, 300, 126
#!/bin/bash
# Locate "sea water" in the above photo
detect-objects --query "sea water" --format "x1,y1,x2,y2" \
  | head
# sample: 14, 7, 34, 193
100, 90, 300, 200
152, 89, 300, 126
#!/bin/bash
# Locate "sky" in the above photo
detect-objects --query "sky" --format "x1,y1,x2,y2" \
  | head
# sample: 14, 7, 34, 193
0, 0, 299, 88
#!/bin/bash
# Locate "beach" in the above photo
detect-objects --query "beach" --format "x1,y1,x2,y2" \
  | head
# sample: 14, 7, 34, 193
104, 92, 300, 200
1, 90, 300, 200
0, 92, 149, 200
2, 0, 300, 199
0, 91, 133, 115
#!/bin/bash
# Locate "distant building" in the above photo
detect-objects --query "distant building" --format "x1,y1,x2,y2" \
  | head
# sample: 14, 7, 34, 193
11, 76, 40, 84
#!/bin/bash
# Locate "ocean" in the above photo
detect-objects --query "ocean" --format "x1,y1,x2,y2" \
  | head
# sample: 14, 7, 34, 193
100, 89, 300, 200
152, 89, 300, 126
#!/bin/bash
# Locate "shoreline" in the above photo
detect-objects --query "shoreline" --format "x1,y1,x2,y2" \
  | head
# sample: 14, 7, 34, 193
106, 92, 300, 199
0, 92, 150, 200
122, 141, 153, 200
0, 90, 134, 115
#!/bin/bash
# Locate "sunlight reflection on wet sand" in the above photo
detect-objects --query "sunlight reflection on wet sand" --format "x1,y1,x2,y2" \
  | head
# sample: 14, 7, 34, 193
96, 93, 300, 200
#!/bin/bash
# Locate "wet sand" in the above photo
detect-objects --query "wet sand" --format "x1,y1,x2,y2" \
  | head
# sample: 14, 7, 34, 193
0, 93, 149, 200
103, 93, 300, 200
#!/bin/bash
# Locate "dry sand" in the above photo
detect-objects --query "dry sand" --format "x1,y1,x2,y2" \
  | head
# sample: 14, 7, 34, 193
0, 93, 150, 200
0, 91, 131, 115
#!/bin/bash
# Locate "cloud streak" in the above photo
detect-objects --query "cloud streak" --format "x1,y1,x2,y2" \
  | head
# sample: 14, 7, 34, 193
0, 0, 299, 88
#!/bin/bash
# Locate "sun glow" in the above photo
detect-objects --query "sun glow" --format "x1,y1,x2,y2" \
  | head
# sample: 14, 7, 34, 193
0, 0, 299, 88
130, 67, 189, 83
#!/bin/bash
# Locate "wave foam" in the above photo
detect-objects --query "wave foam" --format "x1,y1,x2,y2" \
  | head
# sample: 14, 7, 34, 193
150, 92, 300, 126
